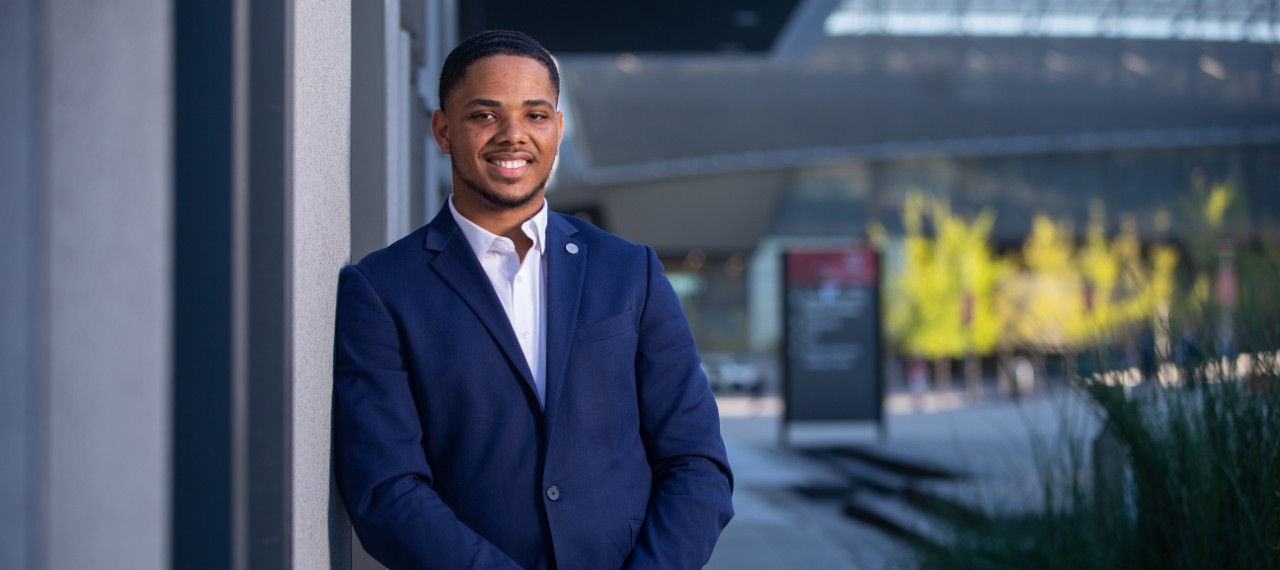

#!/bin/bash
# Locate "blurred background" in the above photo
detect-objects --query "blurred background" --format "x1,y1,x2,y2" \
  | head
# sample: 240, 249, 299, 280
3, 0, 1277, 568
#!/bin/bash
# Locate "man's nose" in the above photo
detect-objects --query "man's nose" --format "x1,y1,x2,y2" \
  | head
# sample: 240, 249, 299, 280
494, 118, 528, 145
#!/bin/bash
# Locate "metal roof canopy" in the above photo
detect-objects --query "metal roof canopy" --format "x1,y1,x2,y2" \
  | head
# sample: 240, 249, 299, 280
556, 35, 1280, 184
546, 34, 1280, 253
458, 0, 809, 54
827, 0, 1280, 43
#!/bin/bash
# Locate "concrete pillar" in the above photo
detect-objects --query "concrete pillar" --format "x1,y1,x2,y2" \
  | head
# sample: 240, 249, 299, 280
292, 1, 352, 567
3, 0, 174, 568
350, 0, 395, 262
0, 0, 37, 567
4, 2, 354, 568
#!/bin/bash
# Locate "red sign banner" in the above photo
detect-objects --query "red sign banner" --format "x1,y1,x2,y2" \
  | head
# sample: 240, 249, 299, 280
785, 247, 879, 287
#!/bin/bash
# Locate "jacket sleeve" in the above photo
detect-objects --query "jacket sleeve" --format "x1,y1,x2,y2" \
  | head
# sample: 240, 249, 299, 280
625, 246, 735, 569
332, 264, 521, 569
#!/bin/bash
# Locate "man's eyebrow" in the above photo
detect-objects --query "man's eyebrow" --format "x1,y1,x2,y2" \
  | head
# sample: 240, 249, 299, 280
462, 98, 501, 108
460, 98, 555, 109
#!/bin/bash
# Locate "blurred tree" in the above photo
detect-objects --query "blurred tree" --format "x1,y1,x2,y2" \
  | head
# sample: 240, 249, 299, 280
1076, 207, 1179, 342
1000, 215, 1078, 353
1000, 206, 1178, 378
1171, 177, 1280, 370
885, 191, 1180, 391
1073, 202, 1119, 341
885, 191, 1005, 389
1173, 176, 1245, 314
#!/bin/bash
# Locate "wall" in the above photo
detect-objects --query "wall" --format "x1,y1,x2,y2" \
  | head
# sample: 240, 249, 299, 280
292, 1, 353, 567
0, 0, 36, 566
43, 0, 172, 567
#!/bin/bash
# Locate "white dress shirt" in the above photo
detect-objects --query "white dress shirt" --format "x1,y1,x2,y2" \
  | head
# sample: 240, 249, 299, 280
448, 196, 548, 407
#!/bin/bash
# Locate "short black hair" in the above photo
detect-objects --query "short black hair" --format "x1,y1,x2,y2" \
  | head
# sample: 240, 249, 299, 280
438, 30, 559, 111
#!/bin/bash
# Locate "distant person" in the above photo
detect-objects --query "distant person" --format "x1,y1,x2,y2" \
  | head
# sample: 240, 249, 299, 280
1138, 327, 1157, 383
1174, 324, 1205, 384
908, 358, 928, 411
331, 30, 733, 569
1012, 356, 1035, 398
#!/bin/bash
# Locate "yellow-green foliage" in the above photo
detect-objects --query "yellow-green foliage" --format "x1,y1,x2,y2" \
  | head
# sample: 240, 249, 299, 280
885, 192, 1179, 357
1001, 215, 1079, 351
887, 192, 1006, 358
998, 207, 1178, 351
1173, 179, 1280, 330
1203, 182, 1233, 228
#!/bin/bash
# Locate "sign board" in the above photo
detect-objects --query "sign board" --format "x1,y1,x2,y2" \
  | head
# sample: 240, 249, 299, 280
781, 246, 883, 444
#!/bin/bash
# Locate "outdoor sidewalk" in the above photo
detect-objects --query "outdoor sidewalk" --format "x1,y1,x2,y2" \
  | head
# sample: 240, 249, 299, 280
704, 390, 1099, 569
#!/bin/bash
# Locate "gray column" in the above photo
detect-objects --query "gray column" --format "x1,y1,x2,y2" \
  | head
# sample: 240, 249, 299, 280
41, 0, 173, 568
0, 0, 36, 566
247, 0, 294, 566
292, 1, 352, 567
350, 0, 393, 262
171, 0, 242, 565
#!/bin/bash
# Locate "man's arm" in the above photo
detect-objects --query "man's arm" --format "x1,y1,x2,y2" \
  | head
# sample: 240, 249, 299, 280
625, 246, 735, 569
333, 264, 520, 569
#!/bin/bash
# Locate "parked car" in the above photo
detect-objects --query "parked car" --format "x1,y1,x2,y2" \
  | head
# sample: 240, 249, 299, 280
700, 354, 763, 394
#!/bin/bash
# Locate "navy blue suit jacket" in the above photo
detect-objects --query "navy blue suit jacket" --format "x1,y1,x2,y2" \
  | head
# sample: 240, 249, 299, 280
333, 208, 734, 569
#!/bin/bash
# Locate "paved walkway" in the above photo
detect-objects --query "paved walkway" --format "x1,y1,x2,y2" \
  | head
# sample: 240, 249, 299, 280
705, 390, 1100, 569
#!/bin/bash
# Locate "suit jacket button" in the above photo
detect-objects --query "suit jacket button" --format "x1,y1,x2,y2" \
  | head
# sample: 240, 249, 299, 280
545, 485, 561, 501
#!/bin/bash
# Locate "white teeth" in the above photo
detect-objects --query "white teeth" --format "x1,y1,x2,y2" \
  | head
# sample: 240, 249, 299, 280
493, 159, 528, 169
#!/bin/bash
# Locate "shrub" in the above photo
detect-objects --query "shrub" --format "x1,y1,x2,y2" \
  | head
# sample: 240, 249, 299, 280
919, 337, 1280, 570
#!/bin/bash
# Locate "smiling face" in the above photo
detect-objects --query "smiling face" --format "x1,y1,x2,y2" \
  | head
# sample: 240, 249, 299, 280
432, 54, 563, 215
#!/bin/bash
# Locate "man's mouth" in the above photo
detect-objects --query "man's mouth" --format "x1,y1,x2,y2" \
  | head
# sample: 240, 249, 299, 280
485, 155, 534, 179
489, 159, 529, 169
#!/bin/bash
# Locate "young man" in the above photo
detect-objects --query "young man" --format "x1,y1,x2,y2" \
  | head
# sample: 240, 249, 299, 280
332, 30, 734, 569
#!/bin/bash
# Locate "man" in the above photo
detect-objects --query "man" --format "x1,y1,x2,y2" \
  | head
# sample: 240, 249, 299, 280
332, 30, 734, 569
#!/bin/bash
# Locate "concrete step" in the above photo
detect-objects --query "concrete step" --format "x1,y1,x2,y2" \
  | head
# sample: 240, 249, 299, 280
809, 448, 918, 494
827, 444, 965, 480
843, 487, 953, 546
796, 446, 971, 548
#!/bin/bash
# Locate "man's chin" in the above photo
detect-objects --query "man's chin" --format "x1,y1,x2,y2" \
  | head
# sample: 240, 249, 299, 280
489, 191, 540, 209
465, 180, 544, 210
452, 158, 550, 211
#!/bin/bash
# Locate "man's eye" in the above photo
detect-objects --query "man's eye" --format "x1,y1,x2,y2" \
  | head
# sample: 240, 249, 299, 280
527, 113, 548, 121
472, 112, 496, 120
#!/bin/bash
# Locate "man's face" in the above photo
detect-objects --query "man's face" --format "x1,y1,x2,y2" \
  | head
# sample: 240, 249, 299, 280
432, 54, 563, 210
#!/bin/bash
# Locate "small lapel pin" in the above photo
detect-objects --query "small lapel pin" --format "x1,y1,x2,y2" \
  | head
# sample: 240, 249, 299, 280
565, 243, 579, 254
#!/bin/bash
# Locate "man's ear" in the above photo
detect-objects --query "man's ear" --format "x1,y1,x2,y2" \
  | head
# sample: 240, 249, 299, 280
556, 110, 565, 147
430, 109, 451, 154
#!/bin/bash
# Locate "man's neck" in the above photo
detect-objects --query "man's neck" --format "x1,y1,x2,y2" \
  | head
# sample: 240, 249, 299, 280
451, 192, 542, 259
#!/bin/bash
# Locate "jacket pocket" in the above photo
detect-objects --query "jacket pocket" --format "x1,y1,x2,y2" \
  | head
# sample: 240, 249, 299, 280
628, 518, 643, 550
573, 309, 635, 344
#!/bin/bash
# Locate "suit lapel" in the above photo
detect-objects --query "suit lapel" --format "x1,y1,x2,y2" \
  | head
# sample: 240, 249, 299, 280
543, 214, 585, 428
423, 210, 538, 403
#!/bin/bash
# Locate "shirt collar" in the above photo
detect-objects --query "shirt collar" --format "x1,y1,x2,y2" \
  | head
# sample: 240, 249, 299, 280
447, 194, 548, 260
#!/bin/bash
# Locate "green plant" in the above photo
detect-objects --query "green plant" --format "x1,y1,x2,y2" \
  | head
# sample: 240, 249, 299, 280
885, 191, 1005, 360
918, 333, 1280, 570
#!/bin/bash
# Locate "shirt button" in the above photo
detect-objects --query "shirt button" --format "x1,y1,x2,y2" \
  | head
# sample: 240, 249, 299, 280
521, 331, 530, 339
545, 485, 561, 501
515, 275, 523, 283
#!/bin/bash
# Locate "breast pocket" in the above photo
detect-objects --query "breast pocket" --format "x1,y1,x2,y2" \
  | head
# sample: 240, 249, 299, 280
573, 309, 636, 344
